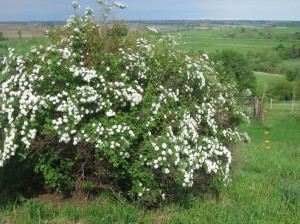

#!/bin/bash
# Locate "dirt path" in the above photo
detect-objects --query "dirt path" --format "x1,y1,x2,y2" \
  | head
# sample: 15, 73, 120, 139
254, 71, 284, 77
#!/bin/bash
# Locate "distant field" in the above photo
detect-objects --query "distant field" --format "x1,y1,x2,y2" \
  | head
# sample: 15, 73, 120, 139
174, 27, 300, 75
1, 23, 300, 74
0, 23, 48, 38
176, 28, 300, 54
177, 37, 296, 55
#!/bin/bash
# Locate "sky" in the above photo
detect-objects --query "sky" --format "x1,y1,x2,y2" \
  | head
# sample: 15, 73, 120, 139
0, 0, 300, 21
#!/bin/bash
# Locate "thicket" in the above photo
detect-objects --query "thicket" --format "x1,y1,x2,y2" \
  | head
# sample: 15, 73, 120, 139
275, 44, 300, 60
221, 28, 300, 41
265, 79, 300, 101
212, 49, 256, 95
0, 1, 250, 204
0, 32, 8, 41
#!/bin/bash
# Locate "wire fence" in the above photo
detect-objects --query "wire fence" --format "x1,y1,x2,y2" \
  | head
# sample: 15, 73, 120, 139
246, 98, 300, 125
269, 99, 300, 112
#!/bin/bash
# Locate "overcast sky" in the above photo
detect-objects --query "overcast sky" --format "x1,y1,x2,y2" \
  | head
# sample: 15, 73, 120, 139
0, 0, 300, 21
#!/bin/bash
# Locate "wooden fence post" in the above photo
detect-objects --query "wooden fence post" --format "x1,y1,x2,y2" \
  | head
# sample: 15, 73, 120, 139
255, 98, 259, 118
258, 99, 264, 124
292, 100, 295, 112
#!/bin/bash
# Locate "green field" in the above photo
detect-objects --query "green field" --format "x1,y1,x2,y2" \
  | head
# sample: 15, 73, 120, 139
176, 27, 300, 54
0, 38, 49, 56
174, 27, 300, 75
177, 35, 298, 55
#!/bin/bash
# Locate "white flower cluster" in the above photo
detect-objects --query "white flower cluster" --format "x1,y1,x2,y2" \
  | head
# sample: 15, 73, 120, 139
113, 2, 127, 9
147, 27, 159, 34
158, 34, 179, 48
72, 1, 80, 9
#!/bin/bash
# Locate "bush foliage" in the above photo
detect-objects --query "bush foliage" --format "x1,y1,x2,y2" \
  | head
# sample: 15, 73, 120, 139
0, 2, 250, 203
212, 49, 256, 95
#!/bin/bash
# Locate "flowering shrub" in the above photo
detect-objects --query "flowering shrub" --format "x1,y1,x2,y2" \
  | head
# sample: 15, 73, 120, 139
0, 2, 249, 202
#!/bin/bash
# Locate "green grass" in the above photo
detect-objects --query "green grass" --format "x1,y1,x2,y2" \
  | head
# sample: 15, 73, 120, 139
0, 38, 49, 56
279, 58, 300, 67
176, 28, 300, 55
254, 71, 285, 88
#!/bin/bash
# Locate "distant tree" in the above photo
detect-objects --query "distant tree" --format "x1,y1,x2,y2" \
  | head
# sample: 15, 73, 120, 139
0, 32, 7, 41
293, 32, 300, 40
18, 30, 22, 39
240, 27, 247, 33
267, 80, 293, 100
286, 66, 300, 81
212, 49, 256, 95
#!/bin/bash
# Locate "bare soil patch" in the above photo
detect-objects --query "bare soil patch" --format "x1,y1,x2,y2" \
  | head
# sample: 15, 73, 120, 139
0, 23, 48, 38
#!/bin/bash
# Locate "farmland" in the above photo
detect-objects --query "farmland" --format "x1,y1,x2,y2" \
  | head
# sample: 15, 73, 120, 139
1, 21, 300, 223
174, 26, 300, 74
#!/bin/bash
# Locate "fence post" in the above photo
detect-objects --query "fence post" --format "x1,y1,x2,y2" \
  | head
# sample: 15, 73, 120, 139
253, 97, 256, 118
258, 99, 264, 125
292, 100, 295, 112
255, 98, 259, 118
270, 98, 272, 111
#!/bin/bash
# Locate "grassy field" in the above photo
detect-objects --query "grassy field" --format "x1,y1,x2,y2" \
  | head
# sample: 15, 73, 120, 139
0, 38, 50, 56
177, 35, 297, 55
175, 27, 300, 74
176, 27, 300, 54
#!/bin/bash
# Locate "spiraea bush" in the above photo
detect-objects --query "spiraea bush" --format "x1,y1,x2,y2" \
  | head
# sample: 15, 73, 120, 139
0, 1, 250, 203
